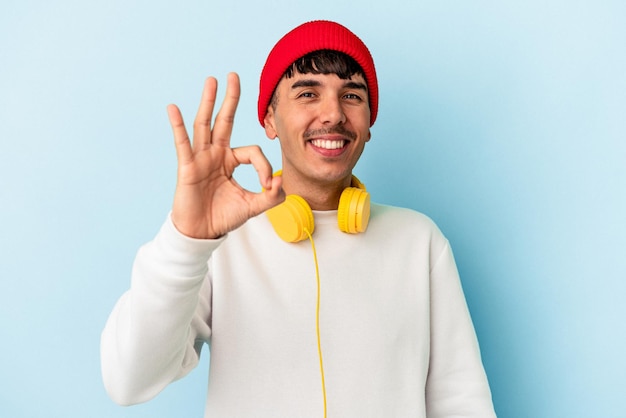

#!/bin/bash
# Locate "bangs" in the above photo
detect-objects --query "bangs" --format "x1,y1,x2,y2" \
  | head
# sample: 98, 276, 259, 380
284, 50, 364, 80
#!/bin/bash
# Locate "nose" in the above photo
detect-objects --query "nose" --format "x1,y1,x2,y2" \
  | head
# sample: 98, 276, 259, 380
319, 96, 346, 125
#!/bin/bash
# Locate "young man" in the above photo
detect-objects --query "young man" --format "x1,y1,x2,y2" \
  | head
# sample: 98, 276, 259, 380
101, 20, 496, 417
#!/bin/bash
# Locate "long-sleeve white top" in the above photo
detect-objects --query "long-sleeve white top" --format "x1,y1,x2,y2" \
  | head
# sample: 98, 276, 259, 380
101, 203, 496, 417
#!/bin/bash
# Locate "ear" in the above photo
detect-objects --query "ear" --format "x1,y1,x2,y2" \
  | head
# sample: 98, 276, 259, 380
366, 130, 372, 142
264, 107, 278, 140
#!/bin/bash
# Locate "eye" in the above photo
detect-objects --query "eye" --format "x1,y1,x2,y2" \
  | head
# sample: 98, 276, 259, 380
343, 93, 363, 101
298, 91, 316, 99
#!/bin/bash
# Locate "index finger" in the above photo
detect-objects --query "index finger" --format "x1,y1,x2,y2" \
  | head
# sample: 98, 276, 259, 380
211, 72, 241, 148
231, 145, 274, 190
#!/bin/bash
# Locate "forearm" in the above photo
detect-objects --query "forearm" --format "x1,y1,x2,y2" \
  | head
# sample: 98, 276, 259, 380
101, 215, 221, 405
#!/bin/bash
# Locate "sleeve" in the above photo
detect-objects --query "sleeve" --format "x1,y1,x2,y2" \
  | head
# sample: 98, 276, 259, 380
425, 239, 497, 417
100, 215, 224, 406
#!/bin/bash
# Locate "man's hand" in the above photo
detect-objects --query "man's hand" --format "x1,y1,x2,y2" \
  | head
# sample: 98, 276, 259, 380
168, 73, 284, 239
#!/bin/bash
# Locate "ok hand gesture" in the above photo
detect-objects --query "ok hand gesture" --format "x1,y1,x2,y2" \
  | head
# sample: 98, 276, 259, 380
168, 73, 284, 239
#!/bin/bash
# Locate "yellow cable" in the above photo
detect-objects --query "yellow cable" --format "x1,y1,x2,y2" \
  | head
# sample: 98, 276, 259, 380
305, 229, 327, 418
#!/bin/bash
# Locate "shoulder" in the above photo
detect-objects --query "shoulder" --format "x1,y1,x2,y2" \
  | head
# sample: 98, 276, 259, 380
370, 203, 442, 234
369, 203, 450, 255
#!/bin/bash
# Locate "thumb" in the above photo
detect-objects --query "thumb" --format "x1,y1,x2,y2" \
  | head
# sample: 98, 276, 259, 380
253, 175, 286, 214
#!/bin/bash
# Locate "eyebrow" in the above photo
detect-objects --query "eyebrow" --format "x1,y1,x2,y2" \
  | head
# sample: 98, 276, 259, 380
343, 81, 368, 91
290, 79, 368, 91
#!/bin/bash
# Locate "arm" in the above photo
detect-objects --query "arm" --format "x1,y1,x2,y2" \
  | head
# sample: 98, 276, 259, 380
425, 241, 497, 417
101, 73, 285, 405
101, 216, 219, 405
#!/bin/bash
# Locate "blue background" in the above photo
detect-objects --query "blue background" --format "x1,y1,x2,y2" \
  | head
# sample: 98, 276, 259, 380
1, 1, 624, 417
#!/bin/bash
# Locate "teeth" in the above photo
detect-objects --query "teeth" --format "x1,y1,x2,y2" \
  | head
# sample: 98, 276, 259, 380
311, 139, 346, 149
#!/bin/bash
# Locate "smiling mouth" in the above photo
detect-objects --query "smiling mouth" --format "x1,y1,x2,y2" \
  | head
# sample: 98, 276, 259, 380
309, 139, 347, 149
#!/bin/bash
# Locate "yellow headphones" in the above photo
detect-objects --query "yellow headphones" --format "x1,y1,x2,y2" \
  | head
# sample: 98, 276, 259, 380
266, 171, 371, 242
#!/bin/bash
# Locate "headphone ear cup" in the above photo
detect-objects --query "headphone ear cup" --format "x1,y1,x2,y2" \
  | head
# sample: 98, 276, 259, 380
266, 195, 315, 242
337, 187, 371, 234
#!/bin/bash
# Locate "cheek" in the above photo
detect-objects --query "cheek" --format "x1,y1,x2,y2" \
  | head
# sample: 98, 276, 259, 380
346, 108, 371, 130
276, 112, 309, 139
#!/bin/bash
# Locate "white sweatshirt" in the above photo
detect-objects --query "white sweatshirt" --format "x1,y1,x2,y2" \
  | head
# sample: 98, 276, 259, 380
101, 203, 496, 417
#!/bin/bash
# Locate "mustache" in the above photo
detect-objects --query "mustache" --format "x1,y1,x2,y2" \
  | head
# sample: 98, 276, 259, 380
303, 126, 357, 141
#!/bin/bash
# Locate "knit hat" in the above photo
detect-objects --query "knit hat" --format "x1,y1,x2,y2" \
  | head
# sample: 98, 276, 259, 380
258, 20, 378, 127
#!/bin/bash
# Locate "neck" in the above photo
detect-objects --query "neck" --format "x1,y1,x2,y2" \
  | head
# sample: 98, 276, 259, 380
281, 172, 352, 211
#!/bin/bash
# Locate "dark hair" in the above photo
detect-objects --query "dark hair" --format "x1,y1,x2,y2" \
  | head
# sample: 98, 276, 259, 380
270, 50, 365, 110
286, 49, 364, 79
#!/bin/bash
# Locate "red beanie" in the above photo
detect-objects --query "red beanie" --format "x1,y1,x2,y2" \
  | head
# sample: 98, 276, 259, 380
258, 20, 378, 127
